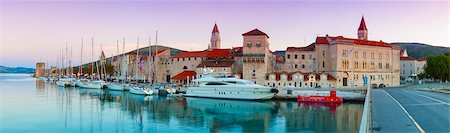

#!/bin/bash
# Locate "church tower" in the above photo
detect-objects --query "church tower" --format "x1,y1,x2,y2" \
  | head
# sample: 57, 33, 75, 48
358, 16, 368, 40
209, 23, 221, 50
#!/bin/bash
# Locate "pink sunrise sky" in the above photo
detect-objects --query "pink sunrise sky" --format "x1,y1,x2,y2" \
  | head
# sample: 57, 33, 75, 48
0, 0, 449, 68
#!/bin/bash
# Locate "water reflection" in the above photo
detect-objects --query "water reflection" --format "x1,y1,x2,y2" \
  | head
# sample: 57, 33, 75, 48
5, 79, 363, 132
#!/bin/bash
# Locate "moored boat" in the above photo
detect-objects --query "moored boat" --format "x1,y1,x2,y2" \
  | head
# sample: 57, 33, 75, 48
185, 73, 278, 100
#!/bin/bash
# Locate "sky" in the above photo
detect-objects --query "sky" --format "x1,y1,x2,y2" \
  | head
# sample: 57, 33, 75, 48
0, 0, 449, 68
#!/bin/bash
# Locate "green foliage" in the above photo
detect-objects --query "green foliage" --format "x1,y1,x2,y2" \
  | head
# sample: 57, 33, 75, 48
417, 72, 430, 80
424, 52, 450, 82
105, 64, 115, 76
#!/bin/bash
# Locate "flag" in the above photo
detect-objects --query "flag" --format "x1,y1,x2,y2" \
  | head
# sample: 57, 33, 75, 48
138, 56, 144, 73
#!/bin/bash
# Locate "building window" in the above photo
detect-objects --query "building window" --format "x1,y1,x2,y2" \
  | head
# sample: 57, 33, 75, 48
194, 57, 197, 60
294, 54, 298, 59
294, 64, 298, 68
309, 55, 313, 60
379, 53, 382, 60
371, 53, 375, 59
189, 57, 191, 61
386, 54, 390, 60
183, 58, 185, 61
322, 51, 325, 57
302, 64, 305, 68
183, 66, 188, 70
322, 61, 325, 68
287, 54, 290, 59
378, 63, 382, 69
363, 52, 366, 59
302, 54, 305, 59
247, 42, 252, 47
177, 58, 179, 61
355, 51, 358, 58
355, 62, 359, 69
256, 42, 261, 47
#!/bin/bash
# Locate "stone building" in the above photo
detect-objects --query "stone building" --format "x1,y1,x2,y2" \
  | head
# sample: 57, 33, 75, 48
399, 50, 427, 81
35, 62, 45, 77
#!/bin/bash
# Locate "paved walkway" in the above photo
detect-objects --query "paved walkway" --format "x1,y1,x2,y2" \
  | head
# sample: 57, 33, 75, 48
371, 89, 450, 133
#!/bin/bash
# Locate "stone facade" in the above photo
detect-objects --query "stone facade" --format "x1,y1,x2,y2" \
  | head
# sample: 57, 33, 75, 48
35, 62, 45, 77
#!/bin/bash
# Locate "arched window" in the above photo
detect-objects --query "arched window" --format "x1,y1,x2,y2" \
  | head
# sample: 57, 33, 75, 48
183, 66, 188, 70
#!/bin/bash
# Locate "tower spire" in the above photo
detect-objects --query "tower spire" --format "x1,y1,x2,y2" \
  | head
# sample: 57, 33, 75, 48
357, 15, 368, 40
209, 22, 221, 50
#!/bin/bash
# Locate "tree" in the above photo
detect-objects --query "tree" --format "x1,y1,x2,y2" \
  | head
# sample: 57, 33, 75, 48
424, 52, 450, 82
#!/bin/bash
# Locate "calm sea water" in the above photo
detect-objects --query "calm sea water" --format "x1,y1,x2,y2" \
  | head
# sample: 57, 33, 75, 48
0, 74, 363, 133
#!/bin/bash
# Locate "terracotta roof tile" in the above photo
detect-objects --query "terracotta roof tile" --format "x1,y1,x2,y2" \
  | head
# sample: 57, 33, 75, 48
315, 35, 392, 47
171, 71, 196, 80
400, 56, 416, 61
286, 43, 315, 52
242, 29, 269, 38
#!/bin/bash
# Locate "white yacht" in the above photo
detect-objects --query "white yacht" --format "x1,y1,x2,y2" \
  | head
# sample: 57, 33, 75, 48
76, 79, 102, 89
185, 73, 278, 100
56, 77, 76, 87
129, 84, 153, 95
107, 83, 128, 91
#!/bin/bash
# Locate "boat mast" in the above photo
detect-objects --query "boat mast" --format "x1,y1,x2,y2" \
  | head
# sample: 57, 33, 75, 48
121, 37, 125, 83
147, 37, 156, 84
135, 37, 139, 82
91, 38, 94, 81
155, 31, 158, 84
116, 40, 119, 81
79, 38, 83, 78
65, 42, 68, 76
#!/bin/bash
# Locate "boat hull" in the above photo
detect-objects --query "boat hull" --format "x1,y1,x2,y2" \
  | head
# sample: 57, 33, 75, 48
129, 86, 153, 95
107, 84, 126, 91
185, 87, 275, 100
77, 82, 102, 89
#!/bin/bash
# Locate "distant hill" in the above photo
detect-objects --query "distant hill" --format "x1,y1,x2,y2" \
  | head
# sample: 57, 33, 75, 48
391, 42, 450, 59
0, 65, 35, 73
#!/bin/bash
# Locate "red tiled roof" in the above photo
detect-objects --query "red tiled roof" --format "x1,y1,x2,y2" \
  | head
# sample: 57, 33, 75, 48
212, 23, 219, 33
197, 59, 234, 68
242, 29, 269, 38
417, 58, 427, 62
315, 35, 392, 47
173, 49, 230, 58
358, 16, 367, 30
327, 75, 337, 81
207, 49, 230, 57
286, 44, 315, 52
400, 56, 416, 61
172, 71, 196, 80
151, 49, 167, 56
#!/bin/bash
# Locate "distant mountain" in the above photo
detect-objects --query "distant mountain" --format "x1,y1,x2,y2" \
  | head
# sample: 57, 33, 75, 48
0, 65, 35, 73
391, 42, 450, 59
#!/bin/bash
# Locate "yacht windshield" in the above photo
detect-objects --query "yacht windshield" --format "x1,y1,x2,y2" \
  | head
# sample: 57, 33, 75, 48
243, 81, 256, 85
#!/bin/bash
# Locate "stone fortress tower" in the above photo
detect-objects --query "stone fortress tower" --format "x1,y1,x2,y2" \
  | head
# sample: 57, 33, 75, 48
241, 29, 272, 84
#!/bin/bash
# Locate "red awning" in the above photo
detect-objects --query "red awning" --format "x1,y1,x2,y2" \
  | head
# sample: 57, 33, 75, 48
172, 71, 196, 80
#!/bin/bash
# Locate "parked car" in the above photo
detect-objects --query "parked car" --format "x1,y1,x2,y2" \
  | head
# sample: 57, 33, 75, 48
371, 84, 378, 89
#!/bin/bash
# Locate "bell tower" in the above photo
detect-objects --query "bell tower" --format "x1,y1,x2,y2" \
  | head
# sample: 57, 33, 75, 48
209, 23, 221, 50
358, 16, 368, 40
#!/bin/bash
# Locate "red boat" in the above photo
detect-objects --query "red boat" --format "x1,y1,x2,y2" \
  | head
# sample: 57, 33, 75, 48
297, 90, 343, 103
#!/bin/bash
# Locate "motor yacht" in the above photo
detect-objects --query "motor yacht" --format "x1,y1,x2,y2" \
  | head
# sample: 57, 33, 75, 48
185, 73, 278, 100
128, 84, 153, 95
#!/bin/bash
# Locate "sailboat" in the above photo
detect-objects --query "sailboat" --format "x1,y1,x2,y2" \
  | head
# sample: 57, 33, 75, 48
77, 38, 102, 89
128, 37, 153, 95
108, 39, 128, 91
